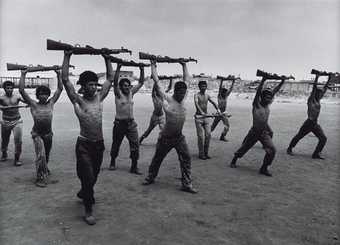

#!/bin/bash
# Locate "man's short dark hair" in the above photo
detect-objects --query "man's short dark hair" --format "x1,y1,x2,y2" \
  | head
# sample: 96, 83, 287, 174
36, 85, 51, 97
198, 80, 207, 87
119, 78, 131, 88
77, 71, 98, 86
174, 81, 187, 91
3, 80, 14, 88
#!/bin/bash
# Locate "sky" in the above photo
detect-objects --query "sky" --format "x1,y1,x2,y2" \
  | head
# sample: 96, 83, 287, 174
0, 0, 339, 80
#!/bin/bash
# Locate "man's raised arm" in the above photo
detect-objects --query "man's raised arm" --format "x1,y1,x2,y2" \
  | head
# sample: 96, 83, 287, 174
181, 62, 190, 84
132, 66, 145, 95
165, 78, 173, 93
151, 60, 166, 101
62, 51, 79, 104
309, 74, 319, 101
272, 78, 286, 96
226, 79, 236, 97
113, 63, 122, 98
218, 78, 223, 97
50, 69, 63, 104
18, 69, 34, 105
320, 74, 336, 99
253, 77, 266, 107
100, 54, 114, 101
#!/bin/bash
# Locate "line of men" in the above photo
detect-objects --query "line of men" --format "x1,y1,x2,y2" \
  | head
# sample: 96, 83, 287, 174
1, 51, 336, 225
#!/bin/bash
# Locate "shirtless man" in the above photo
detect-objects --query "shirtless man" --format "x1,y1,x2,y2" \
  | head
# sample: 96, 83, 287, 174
62, 50, 114, 225
229, 72, 287, 176
287, 72, 335, 159
19, 69, 63, 187
211, 76, 236, 141
0, 81, 27, 165
143, 60, 197, 194
139, 77, 174, 144
109, 63, 144, 174
194, 80, 220, 160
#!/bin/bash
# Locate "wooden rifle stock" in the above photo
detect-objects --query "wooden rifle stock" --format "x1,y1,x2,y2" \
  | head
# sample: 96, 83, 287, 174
311, 69, 333, 76
217, 75, 240, 81
108, 56, 150, 67
46, 39, 132, 55
158, 75, 182, 80
256, 69, 290, 80
139, 52, 197, 63
7, 63, 74, 72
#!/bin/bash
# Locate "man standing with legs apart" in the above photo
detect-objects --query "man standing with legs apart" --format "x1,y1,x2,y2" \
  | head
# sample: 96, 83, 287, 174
287, 70, 336, 159
230, 70, 291, 176
109, 63, 144, 174
194, 80, 220, 160
0, 81, 27, 165
139, 82, 165, 144
211, 75, 236, 142
62, 50, 114, 225
19, 69, 63, 187
143, 60, 197, 194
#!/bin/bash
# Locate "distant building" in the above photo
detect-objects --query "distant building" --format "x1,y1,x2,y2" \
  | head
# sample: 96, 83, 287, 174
0, 76, 53, 88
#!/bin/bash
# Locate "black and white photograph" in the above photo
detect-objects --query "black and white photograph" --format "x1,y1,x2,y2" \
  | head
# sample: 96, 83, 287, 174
0, 0, 339, 244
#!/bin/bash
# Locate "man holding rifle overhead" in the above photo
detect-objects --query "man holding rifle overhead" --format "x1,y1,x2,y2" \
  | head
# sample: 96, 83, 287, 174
211, 75, 237, 142
61, 50, 114, 225
0, 81, 28, 165
287, 70, 337, 159
109, 58, 146, 174
230, 70, 293, 177
142, 54, 197, 194
194, 80, 220, 160
19, 67, 63, 187
139, 75, 177, 144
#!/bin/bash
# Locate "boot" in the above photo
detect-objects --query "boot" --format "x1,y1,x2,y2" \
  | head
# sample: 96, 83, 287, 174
14, 153, 22, 166
130, 159, 142, 175
1, 151, 7, 161
259, 165, 272, 177
109, 158, 116, 171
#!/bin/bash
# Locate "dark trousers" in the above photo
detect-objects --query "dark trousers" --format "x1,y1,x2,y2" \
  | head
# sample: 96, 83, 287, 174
1, 121, 22, 156
147, 134, 192, 188
76, 137, 105, 212
31, 131, 53, 181
288, 119, 327, 155
110, 119, 139, 161
235, 127, 276, 167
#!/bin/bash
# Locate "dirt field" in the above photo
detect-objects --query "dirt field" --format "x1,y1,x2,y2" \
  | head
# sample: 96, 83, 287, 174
0, 92, 339, 245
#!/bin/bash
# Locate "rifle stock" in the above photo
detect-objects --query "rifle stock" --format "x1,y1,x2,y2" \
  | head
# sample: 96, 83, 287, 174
217, 75, 240, 81
158, 75, 182, 80
7, 63, 74, 72
139, 52, 197, 63
47, 39, 132, 55
256, 69, 291, 80
311, 69, 333, 76
108, 56, 150, 67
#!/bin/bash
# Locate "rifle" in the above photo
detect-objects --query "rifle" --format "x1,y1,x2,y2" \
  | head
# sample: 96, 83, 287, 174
7, 63, 75, 72
139, 52, 197, 63
158, 75, 182, 80
256, 69, 294, 80
216, 75, 241, 81
108, 56, 150, 67
194, 112, 232, 119
47, 39, 132, 55
310, 69, 335, 76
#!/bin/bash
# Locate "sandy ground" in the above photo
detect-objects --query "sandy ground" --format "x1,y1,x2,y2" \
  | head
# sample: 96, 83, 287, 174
0, 91, 339, 245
